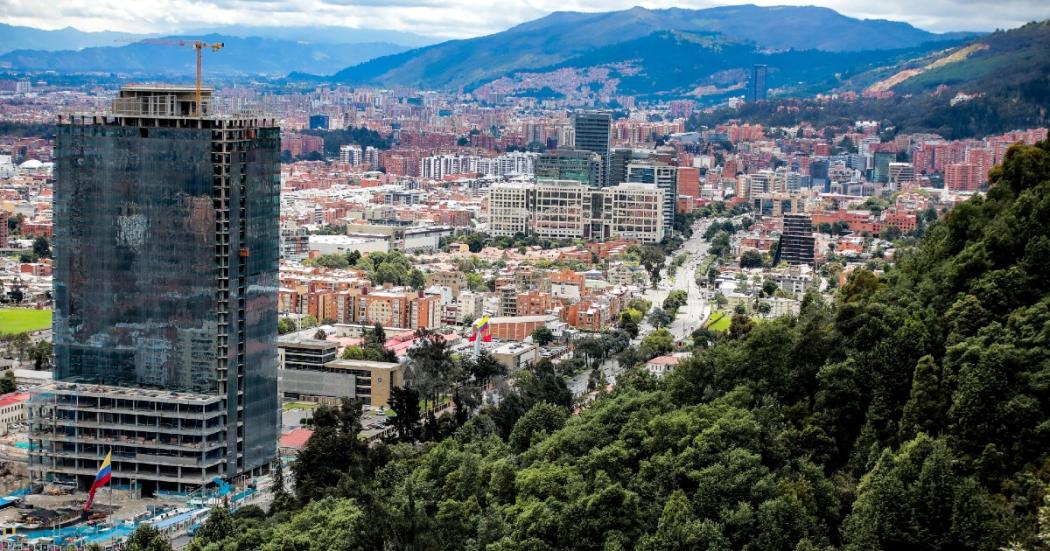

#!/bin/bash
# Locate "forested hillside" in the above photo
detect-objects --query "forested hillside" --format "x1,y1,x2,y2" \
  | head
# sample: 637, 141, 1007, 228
185, 136, 1050, 550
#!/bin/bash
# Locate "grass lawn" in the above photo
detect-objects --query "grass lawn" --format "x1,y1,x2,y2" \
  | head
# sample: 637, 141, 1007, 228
705, 312, 731, 332
282, 401, 320, 412
0, 308, 51, 335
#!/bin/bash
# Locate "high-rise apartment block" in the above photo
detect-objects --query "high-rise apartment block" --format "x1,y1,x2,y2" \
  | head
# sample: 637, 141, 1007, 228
945, 163, 982, 192
746, 64, 768, 103
31, 85, 280, 494
778, 214, 816, 266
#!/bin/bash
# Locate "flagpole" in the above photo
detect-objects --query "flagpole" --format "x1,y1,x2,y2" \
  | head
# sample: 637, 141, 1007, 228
108, 448, 113, 526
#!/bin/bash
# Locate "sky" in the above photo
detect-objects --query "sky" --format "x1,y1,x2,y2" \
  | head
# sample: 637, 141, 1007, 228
0, 0, 1047, 40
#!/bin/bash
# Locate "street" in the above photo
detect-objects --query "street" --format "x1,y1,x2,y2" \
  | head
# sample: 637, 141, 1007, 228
568, 219, 713, 397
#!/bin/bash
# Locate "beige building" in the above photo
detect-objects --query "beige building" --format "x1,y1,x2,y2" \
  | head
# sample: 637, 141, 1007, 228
603, 183, 665, 243
487, 180, 665, 243
488, 183, 531, 236
532, 180, 588, 239
282, 358, 404, 409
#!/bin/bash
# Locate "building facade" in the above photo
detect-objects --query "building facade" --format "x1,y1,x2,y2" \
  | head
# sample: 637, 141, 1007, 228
487, 180, 665, 243
33, 85, 280, 494
778, 214, 816, 266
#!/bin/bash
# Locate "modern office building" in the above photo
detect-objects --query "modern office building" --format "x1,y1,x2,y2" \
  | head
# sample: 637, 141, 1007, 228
873, 151, 895, 183
777, 214, 816, 266
607, 148, 633, 187
308, 114, 330, 130
746, 64, 768, 102
888, 162, 915, 187
532, 179, 589, 239
487, 180, 665, 243
31, 85, 281, 494
573, 112, 612, 185
626, 162, 677, 238
281, 358, 404, 408
534, 148, 603, 186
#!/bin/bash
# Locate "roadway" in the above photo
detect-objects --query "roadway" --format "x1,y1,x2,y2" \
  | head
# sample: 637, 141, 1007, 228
567, 219, 713, 397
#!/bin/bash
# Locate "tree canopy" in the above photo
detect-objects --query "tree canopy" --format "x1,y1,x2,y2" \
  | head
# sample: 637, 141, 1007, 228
190, 135, 1050, 551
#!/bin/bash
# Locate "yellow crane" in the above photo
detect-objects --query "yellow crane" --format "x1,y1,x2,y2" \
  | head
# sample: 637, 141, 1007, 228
119, 38, 224, 116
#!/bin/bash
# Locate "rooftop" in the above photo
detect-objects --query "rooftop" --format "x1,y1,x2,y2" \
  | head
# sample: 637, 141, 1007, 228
38, 382, 222, 404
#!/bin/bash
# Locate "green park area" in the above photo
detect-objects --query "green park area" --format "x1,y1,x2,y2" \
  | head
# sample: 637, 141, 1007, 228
705, 311, 731, 332
0, 308, 51, 335
282, 401, 320, 412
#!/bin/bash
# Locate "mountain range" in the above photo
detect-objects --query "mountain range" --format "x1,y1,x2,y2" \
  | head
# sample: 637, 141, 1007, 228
322, 5, 977, 92
0, 22, 437, 55
0, 34, 408, 77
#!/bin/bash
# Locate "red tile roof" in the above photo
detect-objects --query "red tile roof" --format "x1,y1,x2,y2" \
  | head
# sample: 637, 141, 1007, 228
279, 428, 313, 450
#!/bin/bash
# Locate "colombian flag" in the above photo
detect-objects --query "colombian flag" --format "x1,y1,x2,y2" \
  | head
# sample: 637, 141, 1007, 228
469, 316, 492, 342
83, 451, 112, 511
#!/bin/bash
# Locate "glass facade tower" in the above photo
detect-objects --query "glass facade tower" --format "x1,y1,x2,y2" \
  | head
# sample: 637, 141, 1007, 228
35, 85, 280, 492
573, 112, 612, 186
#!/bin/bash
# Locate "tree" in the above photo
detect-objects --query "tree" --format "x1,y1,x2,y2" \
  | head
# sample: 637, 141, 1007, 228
740, 249, 764, 268
406, 329, 457, 421
29, 340, 52, 369
269, 458, 295, 514
532, 327, 555, 346
638, 490, 728, 551
648, 307, 672, 328
637, 245, 666, 288
387, 386, 421, 442
408, 269, 426, 290
346, 249, 362, 265
265, 498, 369, 551
309, 254, 349, 269
124, 524, 173, 551
32, 237, 50, 259
508, 402, 568, 452
663, 290, 688, 314
277, 318, 296, 335
292, 398, 370, 503
709, 231, 732, 258
880, 225, 903, 242
0, 371, 15, 394
639, 328, 674, 359
898, 355, 943, 441
193, 506, 234, 543
465, 352, 506, 384
313, 329, 327, 341
618, 311, 640, 338
369, 323, 387, 345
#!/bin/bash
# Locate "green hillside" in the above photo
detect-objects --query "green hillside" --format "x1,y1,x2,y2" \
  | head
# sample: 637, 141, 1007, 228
688, 21, 1050, 140
185, 137, 1050, 550
891, 20, 1050, 94
322, 5, 972, 92
537, 31, 951, 100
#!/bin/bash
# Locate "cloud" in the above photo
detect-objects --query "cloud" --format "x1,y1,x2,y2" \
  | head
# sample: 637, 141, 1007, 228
0, 0, 1046, 39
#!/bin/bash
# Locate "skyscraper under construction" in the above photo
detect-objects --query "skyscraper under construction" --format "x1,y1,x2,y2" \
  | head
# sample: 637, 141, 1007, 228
29, 85, 280, 494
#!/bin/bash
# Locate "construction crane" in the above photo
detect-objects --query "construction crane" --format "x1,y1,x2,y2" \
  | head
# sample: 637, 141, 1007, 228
118, 38, 224, 116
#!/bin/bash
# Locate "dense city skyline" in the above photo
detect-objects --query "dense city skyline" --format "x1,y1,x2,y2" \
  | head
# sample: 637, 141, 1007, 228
1, 2, 1049, 549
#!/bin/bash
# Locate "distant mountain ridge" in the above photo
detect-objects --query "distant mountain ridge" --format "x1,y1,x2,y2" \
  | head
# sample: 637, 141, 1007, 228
0, 23, 152, 55
323, 5, 978, 92
0, 34, 408, 76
